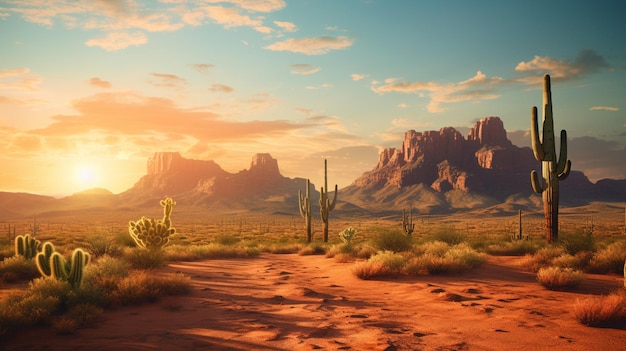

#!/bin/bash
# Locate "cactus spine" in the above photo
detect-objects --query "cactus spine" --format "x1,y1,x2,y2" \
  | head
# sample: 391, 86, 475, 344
530, 74, 571, 243
298, 178, 313, 242
129, 197, 176, 250
15, 234, 42, 259
319, 159, 337, 243
402, 208, 415, 236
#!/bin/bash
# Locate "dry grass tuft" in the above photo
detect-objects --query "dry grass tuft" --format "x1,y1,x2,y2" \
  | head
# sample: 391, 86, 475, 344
573, 291, 626, 327
536, 266, 584, 290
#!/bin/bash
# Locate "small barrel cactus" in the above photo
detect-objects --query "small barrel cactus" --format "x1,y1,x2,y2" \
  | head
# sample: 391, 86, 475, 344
129, 197, 177, 250
15, 234, 42, 259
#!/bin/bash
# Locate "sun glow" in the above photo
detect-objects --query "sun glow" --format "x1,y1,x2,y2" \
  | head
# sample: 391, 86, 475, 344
74, 165, 98, 188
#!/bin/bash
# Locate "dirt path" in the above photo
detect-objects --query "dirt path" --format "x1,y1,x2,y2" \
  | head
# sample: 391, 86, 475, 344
3, 254, 625, 350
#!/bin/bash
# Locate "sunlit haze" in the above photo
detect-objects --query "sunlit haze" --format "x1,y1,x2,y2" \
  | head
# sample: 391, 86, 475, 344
1, 0, 625, 197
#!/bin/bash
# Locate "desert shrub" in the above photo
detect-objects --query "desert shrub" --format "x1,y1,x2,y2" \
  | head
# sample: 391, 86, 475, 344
520, 246, 566, 272
587, 241, 626, 274
123, 248, 167, 269
81, 233, 121, 258
536, 266, 584, 290
552, 251, 593, 271
265, 243, 303, 254
52, 303, 103, 334
485, 239, 542, 256
573, 291, 626, 327
298, 243, 326, 255
558, 230, 595, 255
0, 255, 40, 282
165, 244, 259, 261
110, 271, 191, 306
352, 251, 405, 279
354, 245, 378, 260
114, 230, 137, 248
214, 234, 240, 246
371, 229, 412, 252
425, 225, 466, 245
404, 242, 485, 275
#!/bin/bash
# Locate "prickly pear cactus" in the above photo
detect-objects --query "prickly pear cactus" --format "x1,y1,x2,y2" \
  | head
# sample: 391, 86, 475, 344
129, 197, 177, 250
15, 234, 42, 259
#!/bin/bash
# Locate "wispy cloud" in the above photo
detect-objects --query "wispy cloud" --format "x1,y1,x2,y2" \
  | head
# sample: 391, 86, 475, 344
515, 49, 609, 84
85, 31, 147, 51
208, 83, 234, 93
89, 77, 111, 88
189, 63, 214, 74
0, 67, 42, 91
289, 64, 320, 75
371, 71, 503, 112
351, 73, 368, 81
274, 20, 297, 32
149, 73, 187, 89
306, 83, 333, 90
590, 106, 619, 112
265, 36, 354, 55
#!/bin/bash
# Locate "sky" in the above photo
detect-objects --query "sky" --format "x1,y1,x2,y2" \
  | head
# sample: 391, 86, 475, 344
0, 0, 625, 197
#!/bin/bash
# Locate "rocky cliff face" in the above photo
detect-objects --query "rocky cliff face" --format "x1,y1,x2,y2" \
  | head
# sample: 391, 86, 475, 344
353, 116, 536, 194
122, 152, 307, 211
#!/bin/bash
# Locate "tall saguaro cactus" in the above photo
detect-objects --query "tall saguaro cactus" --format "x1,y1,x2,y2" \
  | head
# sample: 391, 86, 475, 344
319, 159, 337, 243
530, 74, 571, 243
298, 178, 313, 242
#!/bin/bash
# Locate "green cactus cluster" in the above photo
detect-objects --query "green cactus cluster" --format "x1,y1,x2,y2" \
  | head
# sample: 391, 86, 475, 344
298, 178, 313, 242
339, 226, 357, 245
36, 242, 90, 289
129, 197, 177, 250
529, 74, 571, 243
402, 208, 415, 236
15, 234, 42, 259
319, 159, 338, 243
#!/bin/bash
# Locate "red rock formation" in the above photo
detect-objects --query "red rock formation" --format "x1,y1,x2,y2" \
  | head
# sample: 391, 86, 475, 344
351, 116, 536, 194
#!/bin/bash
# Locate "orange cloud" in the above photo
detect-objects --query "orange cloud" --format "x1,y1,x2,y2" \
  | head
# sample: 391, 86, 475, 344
149, 73, 187, 89
85, 31, 148, 51
590, 106, 619, 112
208, 84, 234, 93
274, 20, 297, 32
515, 50, 609, 84
89, 77, 111, 88
265, 36, 354, 55
371, 71, 502, 113
0, 67, 42, 91
189, 63, 214, 74
204, 6, 263, 28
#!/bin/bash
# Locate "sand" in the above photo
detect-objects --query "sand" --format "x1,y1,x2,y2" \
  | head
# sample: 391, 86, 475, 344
2, 254, 625, 350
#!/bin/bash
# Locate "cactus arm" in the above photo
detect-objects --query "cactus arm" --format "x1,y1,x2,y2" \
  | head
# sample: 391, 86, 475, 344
530, 170, 545, 194
35, 242, 56, 276
530, 106, 545, 161
556, 129, 571, 179
50, 252, 68, 281
328, 184, 338, 211
68, 249, 90, 289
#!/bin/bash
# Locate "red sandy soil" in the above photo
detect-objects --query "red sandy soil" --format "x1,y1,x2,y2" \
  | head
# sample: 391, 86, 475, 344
3, 254, 625, 351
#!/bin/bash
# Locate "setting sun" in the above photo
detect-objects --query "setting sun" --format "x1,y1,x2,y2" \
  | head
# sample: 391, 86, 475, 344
74, 165, 97, 187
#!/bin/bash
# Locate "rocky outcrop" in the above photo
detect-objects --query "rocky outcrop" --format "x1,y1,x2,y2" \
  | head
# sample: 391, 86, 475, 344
344, 116, 540, 210
121, 152, 308, 211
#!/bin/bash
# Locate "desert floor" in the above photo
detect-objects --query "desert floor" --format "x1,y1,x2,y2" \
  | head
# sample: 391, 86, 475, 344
3, 253, 625, 351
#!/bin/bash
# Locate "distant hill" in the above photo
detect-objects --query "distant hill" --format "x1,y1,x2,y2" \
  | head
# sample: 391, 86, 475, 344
1, 116, 624, 219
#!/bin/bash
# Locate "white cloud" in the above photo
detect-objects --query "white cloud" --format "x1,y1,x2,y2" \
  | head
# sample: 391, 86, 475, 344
351, 73, 367, 81
265, 36, 354, 55
590, 106, 619, 112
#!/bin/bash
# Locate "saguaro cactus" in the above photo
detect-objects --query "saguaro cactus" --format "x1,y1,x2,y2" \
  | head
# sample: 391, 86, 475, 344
36, 242, 90, 289
298, 178, 313, 242
530, 74, 571, 243
319, 159, 337, 243
129, 197, 177, 250
402, 208, 415, 236
15, 234, 42, 259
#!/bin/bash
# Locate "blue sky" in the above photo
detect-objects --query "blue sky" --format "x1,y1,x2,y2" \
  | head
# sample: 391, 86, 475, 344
0, 0, 625, 196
